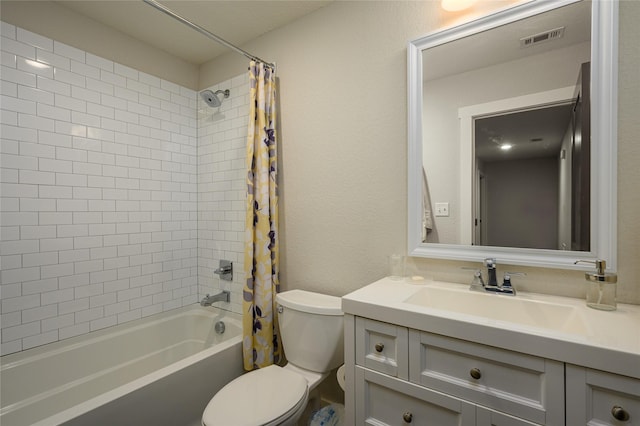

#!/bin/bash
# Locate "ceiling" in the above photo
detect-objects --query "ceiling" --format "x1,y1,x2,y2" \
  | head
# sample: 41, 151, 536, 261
422, 0, 590, 81
54, 0, 332, 65
475, 103, 574, 162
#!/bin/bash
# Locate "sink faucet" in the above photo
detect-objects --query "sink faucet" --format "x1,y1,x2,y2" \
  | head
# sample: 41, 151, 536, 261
467, 259, 522, 296
200, 290, 230, 306
484, 258, 498, 286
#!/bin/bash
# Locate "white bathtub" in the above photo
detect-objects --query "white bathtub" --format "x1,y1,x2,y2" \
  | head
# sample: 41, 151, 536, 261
0, 305, 244, 426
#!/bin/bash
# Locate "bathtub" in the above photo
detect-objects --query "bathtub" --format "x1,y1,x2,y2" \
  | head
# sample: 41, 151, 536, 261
0, 305, 244, 426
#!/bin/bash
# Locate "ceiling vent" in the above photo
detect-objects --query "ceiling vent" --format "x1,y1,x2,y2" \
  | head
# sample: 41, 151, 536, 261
520, 27, 565, 48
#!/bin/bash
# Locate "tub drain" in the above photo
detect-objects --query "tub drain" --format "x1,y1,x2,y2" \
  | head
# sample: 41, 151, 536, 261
214, 321, 226, 334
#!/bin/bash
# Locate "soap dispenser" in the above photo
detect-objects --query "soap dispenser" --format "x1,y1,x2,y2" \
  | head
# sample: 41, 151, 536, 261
574, 259, 618, 311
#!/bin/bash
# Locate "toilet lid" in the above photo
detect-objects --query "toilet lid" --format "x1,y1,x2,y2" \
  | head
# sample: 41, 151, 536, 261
202, 365, 308, 426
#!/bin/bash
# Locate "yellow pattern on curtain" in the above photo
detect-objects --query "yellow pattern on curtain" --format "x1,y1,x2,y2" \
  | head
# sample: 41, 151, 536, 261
242, 61, 280, 371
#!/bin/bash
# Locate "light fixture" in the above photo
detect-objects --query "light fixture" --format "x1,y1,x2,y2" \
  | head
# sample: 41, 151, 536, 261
441, 0, 478, 12
500, 143, 513, 151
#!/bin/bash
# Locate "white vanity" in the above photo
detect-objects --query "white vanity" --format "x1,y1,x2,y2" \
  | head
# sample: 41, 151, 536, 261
342, 278, 640, 425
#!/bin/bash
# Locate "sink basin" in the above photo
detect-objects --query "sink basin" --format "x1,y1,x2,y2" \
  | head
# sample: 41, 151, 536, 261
404, 285, 589, 336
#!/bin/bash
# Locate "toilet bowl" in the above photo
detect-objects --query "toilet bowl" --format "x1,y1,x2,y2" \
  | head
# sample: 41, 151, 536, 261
202, 365, 309, 426
202, 290, 343, 426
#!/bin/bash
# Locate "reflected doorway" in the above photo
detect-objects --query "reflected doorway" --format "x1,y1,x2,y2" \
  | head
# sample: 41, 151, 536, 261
473, 102, 575, 249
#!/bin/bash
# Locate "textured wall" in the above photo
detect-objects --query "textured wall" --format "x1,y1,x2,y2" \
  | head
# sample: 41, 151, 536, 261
616, 0, 640, 304
200, 1, 639, 303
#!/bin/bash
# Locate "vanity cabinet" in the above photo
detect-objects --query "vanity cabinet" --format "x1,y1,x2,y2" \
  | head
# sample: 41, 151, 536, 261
566, 365, 640, 425
347, 314, 640, 425
343, 278, 640, 426
350, 317, 563, 425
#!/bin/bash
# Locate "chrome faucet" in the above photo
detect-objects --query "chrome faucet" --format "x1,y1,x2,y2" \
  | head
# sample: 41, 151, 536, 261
200, 290, 230, 306
468, 258, 523, 296
484, 258, 498, 286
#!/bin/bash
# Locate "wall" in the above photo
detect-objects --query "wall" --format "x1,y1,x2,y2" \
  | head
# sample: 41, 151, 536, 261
197, 75, 250, 316
0, 21, 251, 355
0, 23, 199, 355
615, 0, 640, 304
484, 157, 558, 249
199, 1, 639, 303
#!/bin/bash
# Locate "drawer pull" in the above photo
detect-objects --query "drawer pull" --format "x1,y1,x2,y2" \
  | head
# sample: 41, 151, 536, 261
402, 412, 413, 423
611, 405, 630, 421
374, 343, 384, 353
470, 368, 482, 380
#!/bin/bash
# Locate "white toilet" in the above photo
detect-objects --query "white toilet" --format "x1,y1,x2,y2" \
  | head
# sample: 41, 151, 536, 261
202, 290, 344, 426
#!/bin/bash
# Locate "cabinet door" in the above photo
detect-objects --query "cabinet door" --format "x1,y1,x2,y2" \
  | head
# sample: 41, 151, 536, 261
477, 407, 542, 426
356, 366, 475, 426
566, 365, 640, 425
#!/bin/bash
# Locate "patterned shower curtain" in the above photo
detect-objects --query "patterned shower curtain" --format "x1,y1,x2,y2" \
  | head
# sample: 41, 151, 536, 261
242, 61, 280, 371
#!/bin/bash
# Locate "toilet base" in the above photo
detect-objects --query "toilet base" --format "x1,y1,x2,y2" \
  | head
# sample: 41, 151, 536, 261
298, 386, 323, 425
282, 363, 329, 391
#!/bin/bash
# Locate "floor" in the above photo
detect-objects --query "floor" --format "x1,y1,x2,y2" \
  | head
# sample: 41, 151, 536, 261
189, 403, 332, 426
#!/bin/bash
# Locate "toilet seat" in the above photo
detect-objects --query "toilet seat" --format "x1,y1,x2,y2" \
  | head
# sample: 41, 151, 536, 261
202, 365, 309, 426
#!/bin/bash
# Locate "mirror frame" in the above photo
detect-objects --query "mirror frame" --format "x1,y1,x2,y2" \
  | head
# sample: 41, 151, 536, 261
407, 0, 618, 271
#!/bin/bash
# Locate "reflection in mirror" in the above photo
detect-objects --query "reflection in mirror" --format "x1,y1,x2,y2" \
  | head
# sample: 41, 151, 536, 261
407, 0, 617, 270
474, 103, 577, 250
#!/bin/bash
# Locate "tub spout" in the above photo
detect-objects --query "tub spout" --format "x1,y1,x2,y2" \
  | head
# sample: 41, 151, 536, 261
200, 291, 230, 306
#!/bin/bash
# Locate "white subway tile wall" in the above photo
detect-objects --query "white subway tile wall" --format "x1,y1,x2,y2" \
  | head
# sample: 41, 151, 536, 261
0, 21, 249, 355
197, 75, 250, 316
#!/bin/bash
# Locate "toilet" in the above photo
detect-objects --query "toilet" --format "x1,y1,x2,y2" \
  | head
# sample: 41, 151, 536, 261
202, 290, 344, 426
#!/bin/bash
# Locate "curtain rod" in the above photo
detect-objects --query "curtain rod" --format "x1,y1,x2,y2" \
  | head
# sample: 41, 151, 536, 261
142, 0, 276, 70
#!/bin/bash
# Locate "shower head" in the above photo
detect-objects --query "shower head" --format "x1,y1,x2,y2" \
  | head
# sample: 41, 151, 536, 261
200, 89, 230, 108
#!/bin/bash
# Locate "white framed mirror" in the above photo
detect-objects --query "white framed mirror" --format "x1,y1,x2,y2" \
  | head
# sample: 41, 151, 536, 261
407, 0, 617, 270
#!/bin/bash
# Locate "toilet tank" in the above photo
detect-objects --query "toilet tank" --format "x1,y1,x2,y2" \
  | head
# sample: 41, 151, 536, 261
276, 290, 344, 373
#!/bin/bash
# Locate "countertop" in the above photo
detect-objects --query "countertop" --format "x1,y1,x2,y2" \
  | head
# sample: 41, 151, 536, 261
342, 277, 640, 379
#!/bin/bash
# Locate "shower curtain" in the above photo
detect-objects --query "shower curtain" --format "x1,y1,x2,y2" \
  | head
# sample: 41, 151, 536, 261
242, 61, 281, 371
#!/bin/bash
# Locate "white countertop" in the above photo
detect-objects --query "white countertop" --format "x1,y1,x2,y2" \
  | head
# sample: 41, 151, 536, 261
342, 277, 640, 379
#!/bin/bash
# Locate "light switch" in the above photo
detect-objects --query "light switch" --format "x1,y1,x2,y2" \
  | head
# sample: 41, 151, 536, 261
435, 202, 449, 217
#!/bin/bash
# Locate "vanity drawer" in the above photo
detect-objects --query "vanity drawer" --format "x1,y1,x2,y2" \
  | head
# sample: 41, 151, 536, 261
477, 407, 543, 426
409, 330, 564, 425
566, 365, 640, 425
355, 366, 476, 426
355, 317, 408, 379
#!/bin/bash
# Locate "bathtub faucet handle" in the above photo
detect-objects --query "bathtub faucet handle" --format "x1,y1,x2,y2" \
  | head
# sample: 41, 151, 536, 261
213, 260, 233, 281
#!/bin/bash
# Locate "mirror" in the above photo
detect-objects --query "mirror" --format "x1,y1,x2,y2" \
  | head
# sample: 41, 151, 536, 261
408, 0, 617, 270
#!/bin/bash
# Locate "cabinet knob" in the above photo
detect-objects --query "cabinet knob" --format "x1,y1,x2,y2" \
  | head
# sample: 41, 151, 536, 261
611, 405, 630, 421
402, 412, 413, 423
375, 343, 384, 353
470, 368, 482, 380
